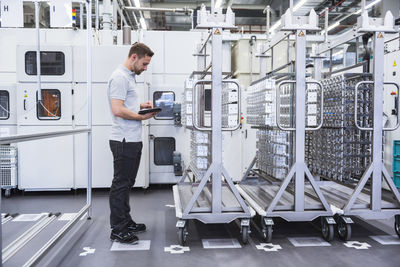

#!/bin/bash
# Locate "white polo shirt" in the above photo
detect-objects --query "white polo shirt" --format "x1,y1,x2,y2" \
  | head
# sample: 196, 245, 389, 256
107, 65, 142, 142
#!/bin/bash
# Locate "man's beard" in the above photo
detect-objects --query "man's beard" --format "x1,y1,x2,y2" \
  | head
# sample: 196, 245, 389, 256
133, 63, 143, 75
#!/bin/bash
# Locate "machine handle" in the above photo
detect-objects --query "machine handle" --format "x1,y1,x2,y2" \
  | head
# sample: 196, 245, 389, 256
305, 80, 324, 131
23, 99, 27, 111
354, 81, 374, 131
383, 82, 400, 131
276, 80, 296, 131
192, 79, 241, 132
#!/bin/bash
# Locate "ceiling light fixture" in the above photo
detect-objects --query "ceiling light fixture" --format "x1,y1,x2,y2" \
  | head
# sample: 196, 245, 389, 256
322, 0, 382, 34
140, 17, 147, 30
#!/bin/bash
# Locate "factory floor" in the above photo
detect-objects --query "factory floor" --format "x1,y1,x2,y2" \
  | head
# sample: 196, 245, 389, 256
2, 185, 400, 267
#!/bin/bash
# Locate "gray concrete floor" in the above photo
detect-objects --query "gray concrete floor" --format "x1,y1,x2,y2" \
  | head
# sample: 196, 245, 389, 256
2, 186, 400, 267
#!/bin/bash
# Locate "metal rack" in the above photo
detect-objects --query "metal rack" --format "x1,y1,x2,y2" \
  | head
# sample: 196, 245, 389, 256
306, 9, 400, 241
0, 145, 18, 197
173, 5, 253, 245
306, 74, 373, 183
237, 7, 336, 242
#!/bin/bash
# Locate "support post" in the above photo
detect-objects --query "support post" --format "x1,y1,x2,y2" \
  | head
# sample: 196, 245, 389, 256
294, 29, 306, 212
86, 0, 93, 218
211, 27, 223, 214
371, 31, 384, 211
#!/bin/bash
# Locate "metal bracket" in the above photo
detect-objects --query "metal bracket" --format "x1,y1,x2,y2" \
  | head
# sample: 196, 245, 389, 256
324, 217, 336, 225
357, 11, 397, 33
176, 219, 186, 228
342, 216, 354, 224
280, 8, 320, 31
263, 217, 274, 226
241, 218, 250, 227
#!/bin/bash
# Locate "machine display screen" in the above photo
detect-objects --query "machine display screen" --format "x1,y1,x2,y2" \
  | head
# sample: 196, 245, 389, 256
154, 137, 175, 165
0, 90, 10, 120
36, 89, 61, 120
153, 91, 175, 119
25, 51, 65, 76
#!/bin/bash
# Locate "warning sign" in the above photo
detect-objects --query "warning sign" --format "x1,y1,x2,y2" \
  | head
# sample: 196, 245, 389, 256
298, 31, 304, 37
214, 29, 221, 35
394, 61, 397, 67
377, 32, 383, 38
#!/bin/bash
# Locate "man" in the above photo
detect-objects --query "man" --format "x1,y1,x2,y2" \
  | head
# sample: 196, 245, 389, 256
107, 43, 157, 244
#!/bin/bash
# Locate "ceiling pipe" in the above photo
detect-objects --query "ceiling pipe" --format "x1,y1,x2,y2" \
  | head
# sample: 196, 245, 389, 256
124, 6, 194, 14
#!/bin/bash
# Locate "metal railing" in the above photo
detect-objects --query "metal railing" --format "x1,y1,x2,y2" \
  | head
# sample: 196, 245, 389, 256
0, 0, 93, 266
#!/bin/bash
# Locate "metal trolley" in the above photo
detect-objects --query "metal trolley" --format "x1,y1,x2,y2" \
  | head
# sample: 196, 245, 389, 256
173, 5, 254, 245
237, 8, 336, 242
305, 10, 400, 241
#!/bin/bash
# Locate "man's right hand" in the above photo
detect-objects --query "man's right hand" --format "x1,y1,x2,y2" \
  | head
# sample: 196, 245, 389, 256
139, 112, 157, 120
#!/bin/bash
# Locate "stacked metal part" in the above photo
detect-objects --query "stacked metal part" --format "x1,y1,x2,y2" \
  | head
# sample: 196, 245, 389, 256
246, 78, 291, 179
256, 129, 290, 179
182, 78, 194, 127
246, 79, 276, 126
0, 145, 18, 195
190, 131, 211, 180
306, 74, 373, 183
222, 83, 239, 127
181, 78, 211, 180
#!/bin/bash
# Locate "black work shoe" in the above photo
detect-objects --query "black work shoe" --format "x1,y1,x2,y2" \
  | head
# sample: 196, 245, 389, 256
127, 221, 146, 233
110, 229, 139, 244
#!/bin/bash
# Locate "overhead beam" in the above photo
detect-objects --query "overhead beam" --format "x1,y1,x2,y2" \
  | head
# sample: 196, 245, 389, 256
150, 2, 266, 10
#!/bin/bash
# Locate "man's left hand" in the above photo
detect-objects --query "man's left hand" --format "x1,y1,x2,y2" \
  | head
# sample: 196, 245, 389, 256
140, 101, 153, 109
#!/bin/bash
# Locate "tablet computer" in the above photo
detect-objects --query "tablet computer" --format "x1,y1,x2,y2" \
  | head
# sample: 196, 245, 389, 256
138, 107, 162, 115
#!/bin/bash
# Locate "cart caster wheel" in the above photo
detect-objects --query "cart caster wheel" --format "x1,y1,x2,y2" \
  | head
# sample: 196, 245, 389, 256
177, 227, 188, 246
262, 225, 273, 243
5, 189, 11, 198
241, 226, 249, 244
395, 215, 400, 238
321, 218, 334, 241
337, 216, 352, 241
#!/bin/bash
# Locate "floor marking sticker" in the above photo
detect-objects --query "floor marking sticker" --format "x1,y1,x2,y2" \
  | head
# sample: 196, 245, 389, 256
79, 247, 95, 256
164, 245, 190, 254
344, 241, 371, 249
58, 213, 77, 221
255, 243, 282, 252
13, 213, 44, 222
202, 238, 242, 249
111, 240, 151, 251
165, 204, 175, 208
58, 213, 87, 221
288, 237, 331, 247
370, 235, 400, 245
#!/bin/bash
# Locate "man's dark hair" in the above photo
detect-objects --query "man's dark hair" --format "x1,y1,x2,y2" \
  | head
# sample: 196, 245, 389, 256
128, 42, 154, 58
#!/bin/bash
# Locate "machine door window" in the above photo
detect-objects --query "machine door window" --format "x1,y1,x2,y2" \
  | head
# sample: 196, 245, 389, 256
37, 89, 61, 120
0, 91, 10, 120
153, 91, 175, 119
154, 137, 175, 165
25, 51, 65, 76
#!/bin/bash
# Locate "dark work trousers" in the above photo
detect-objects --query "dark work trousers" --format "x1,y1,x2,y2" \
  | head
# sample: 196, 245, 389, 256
109, 139, 143, 232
